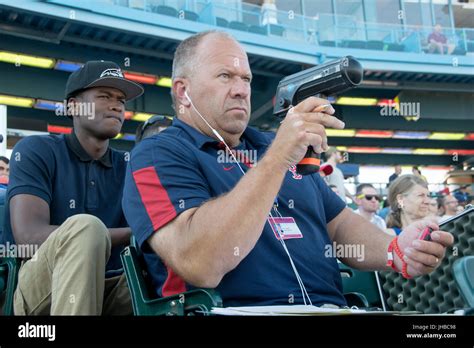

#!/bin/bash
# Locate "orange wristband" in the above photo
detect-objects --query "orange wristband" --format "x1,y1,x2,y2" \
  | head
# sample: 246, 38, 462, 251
387, 238, 399, 272
387, 236, 412, 279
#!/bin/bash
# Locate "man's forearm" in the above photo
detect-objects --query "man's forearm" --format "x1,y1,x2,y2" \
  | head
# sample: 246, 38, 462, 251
331, 208, 394, 271
181, 153, 288, 281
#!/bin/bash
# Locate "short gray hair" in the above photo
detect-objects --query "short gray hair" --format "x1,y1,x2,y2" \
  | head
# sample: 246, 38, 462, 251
170, 30, 237, 109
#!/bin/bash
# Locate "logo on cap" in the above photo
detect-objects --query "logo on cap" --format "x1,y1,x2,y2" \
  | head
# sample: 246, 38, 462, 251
100, 69, 124, 78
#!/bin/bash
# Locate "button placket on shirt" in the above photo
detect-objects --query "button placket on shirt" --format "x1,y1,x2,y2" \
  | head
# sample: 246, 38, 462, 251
86, 161, 98, 211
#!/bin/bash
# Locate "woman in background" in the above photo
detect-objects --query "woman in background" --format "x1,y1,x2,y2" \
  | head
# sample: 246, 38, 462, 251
386, 175, 431, 235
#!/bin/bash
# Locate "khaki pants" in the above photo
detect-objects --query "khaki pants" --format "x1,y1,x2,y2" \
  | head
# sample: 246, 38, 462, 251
13, 214, 132, 315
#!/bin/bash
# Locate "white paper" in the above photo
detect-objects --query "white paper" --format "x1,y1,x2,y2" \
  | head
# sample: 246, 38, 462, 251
211, 305, 368, 316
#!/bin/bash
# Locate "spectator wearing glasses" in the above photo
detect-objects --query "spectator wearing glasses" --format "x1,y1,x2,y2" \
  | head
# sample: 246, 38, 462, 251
353, 184, 389, 233
439, 195, 459, 221
386, 175, 431, 236
135, 115, 172, 144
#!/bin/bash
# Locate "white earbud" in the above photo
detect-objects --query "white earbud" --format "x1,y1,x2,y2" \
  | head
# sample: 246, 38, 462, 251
184, 89, 191, 103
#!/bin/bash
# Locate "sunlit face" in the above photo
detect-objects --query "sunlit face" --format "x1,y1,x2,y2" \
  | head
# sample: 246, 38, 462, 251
356, 187, 380, 213
399, 184, 431, 221
187, 35, 252, 137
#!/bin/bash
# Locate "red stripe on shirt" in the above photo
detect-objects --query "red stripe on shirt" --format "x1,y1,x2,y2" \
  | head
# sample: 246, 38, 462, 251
132, 166, 177, 231
162, 265, 187, 297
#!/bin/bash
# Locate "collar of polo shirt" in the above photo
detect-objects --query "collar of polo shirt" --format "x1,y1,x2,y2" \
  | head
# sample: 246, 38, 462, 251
65, 132, 112, 168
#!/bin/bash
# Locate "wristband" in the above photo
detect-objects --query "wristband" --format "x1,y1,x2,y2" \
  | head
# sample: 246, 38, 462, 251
386, 238, 399, 272
387, 236, 412, 279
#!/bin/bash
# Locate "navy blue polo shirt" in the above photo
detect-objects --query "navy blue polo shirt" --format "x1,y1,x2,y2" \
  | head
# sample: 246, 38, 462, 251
1, 132, 128, 271
123, 118, 347, 306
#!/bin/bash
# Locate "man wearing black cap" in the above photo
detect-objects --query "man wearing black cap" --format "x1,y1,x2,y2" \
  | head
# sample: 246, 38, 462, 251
2, 61, 143, 315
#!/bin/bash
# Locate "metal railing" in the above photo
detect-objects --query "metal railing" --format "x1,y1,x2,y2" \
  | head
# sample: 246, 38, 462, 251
105, 0, 474, 55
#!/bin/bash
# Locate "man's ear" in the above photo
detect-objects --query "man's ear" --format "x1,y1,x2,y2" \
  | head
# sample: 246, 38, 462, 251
173, 78, 190, 108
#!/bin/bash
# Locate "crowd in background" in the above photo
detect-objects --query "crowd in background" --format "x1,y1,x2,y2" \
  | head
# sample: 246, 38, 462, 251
320, 148, 473, 236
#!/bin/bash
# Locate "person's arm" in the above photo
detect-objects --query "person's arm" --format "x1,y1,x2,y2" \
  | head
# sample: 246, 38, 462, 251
147, 97, 345, 288
327, 208, 453, 276
11, 194, 130, 247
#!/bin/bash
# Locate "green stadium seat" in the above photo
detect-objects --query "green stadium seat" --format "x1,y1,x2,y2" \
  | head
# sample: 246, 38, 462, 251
269, 24, 285, 37
339, 262, 384, 308
215, 17, 229, 28
182, 10, 199, 21
385, 43, 405, 51
342, 40, 366, 49
0, 257, 20, 315
0, 197, 21, 316
249, 25, 267, 35
453, 256, 474, 307
153, 5, 178, 17
366, 40, 384, 50
320, 40, 336, 47
229, 21, 248, 32
120, 237, 222, 315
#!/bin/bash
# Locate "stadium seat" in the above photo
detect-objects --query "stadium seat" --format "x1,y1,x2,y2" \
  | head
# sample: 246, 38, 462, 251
366, 40, 384, 50
120, 237, 223, 316
320, 40, 336, 47
339, 262, 384, 308
249, 25, 267, 35
153, 5, 178, 17
342, 40, 366, 49
269, 24, 285, 37
229, 21, 249, 32
452, 46, 467, 56
453, 256, 474, 307
385, 43, 405, 51
182, 10, 199, 21
0, 257, 20, 315
215, 17, 229, 28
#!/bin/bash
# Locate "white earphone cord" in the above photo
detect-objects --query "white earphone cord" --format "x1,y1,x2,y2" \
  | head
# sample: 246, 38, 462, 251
185, 91, 313, 306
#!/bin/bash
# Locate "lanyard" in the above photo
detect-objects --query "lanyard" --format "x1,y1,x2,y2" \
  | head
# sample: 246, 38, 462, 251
220, 144, 313, 305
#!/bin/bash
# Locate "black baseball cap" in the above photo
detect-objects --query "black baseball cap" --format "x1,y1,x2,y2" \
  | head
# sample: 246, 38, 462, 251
65, 60, 144, 101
